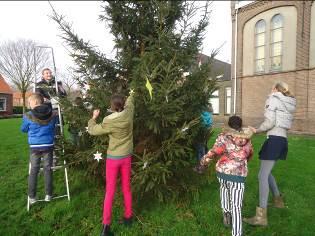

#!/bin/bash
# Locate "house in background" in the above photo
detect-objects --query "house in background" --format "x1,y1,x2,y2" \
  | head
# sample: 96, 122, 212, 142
13, 91, 32, 107
231, 1, 315, 134
0, 74, 13, 116
197, 53, 232, 126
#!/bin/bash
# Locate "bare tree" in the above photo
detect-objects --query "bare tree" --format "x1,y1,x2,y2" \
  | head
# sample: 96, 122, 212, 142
56, 68, 77, 94
0, 39, 49, 113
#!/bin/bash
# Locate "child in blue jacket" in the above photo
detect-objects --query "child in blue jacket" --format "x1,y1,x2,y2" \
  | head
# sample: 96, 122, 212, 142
21, 93, 58, 204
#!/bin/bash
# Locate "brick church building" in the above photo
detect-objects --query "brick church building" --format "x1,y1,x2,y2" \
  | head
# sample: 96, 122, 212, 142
231, 1, 315, 134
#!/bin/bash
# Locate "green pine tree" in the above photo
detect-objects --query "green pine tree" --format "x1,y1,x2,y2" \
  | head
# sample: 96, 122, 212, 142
52, 0, 218, 201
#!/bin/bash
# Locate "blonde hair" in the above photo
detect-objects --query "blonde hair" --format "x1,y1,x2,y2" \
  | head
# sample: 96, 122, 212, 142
28, 93, 44, 105
273, 81, 294, 97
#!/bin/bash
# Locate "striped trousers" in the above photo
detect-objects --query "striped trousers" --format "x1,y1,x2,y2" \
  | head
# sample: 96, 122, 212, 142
218, 177, 245, 236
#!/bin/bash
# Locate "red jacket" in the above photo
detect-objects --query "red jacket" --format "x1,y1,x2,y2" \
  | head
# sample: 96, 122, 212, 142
200, 128, 254, 182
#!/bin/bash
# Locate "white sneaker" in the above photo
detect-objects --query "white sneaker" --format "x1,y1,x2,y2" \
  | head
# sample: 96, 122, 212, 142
29, 197, 37, 205
45, 195, 52, 202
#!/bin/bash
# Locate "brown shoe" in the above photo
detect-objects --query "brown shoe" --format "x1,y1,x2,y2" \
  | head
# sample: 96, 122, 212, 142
273, 195, 285, 208
243, 207, 268, 226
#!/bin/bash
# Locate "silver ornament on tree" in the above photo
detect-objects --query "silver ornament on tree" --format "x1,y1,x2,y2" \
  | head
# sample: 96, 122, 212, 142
93, 151, 103, 162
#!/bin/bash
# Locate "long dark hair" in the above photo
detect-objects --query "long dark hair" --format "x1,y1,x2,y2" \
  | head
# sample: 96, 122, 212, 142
110, 94, 125, 112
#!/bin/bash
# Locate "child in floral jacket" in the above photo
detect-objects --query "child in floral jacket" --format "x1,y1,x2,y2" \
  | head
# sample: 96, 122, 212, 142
199, 116, 253, 236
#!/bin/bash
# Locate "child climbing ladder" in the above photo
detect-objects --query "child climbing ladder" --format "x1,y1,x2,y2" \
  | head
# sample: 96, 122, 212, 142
24, 46, 70, 211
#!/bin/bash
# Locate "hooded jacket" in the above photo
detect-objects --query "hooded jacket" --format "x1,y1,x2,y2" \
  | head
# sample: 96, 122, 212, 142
88, 94, 134, 159
200, 128, 254, 183
257, 92, 296, 138
21, 103, 58, 149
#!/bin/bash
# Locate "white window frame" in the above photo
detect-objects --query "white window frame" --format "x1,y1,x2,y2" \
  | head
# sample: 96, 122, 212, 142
210, 90, 219, 115
254, 19, 266, 74
0, 97, 7, 111
270, 14, 283, 71
225, 87, 232, 115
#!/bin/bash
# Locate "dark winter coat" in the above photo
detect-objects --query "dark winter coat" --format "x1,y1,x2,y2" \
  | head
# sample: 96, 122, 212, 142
36, 77, 67, 100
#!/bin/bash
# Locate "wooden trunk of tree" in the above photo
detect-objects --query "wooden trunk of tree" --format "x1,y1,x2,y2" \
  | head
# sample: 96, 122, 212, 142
22, 90, 26, 114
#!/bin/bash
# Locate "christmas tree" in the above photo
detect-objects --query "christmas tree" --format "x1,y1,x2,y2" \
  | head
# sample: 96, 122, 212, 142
51, 0, 218, 201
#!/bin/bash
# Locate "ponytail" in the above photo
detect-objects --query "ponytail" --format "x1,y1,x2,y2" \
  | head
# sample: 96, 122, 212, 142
274, 81, 294, 98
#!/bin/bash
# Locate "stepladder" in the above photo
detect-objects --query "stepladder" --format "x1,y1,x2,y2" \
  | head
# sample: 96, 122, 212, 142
27, 46, 70, 211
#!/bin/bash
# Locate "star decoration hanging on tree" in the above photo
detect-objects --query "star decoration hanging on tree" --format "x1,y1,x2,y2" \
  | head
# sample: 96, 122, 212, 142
78, 130, 83, 136
181, 127, 189, 132
143, 161, 148, 170
145, 77, 153, 100
93, 151, 103, 162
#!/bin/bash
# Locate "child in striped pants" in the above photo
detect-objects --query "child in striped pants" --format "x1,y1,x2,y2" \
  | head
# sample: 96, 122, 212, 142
199, 116, 254, 236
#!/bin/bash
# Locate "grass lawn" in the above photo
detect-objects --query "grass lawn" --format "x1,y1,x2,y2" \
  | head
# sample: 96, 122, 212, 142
1, 118, 315, 236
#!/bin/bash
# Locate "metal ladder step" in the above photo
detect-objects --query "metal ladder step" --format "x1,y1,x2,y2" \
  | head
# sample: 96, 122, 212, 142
32, 195, 69, 202
40, 165, 64, 171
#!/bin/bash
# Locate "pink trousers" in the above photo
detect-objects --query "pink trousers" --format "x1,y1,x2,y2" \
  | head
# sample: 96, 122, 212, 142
103, 156, 132, 225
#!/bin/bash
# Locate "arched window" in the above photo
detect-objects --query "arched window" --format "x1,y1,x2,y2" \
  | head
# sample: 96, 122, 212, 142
255, 20, 266, 73
270, 14, 283, 70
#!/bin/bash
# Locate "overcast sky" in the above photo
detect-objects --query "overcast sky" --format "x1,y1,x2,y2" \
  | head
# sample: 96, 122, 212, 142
0, 1, 231, 75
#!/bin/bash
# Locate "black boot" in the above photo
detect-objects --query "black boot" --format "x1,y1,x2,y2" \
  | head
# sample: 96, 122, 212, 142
119, 217, 133, 226
100, 224, 114, 236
